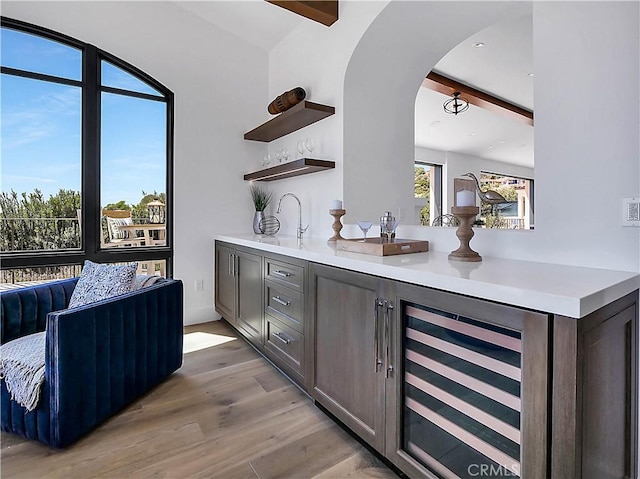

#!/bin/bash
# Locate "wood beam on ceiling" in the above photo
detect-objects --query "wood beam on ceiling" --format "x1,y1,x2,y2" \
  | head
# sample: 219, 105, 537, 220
422, 71, 534, 126
266, 1, 338, 27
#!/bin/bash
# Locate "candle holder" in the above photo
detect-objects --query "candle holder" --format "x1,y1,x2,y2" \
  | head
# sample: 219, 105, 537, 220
449, 206, 482, 262
328, 209, 346, 242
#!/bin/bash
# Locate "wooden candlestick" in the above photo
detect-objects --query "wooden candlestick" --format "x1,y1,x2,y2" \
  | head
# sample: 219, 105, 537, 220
328, 209, 346, 242
449, 206, 482, 262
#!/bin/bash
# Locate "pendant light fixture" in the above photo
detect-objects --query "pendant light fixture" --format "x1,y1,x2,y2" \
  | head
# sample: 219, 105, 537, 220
443, 91, 469, 115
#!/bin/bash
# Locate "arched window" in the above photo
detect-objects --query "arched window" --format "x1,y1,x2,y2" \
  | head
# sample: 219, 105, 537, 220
0, 17, 174, 284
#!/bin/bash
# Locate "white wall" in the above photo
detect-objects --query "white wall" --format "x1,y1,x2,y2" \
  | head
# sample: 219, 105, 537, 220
2, 1, 269, 325
260, 1, 388, 240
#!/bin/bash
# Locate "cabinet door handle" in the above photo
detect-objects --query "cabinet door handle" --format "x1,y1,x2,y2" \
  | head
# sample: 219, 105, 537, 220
228, 254, 234, 276
272, 270, 292, 278
374, 298, 383, 372
273, 332, 291, 345
385, 301, 394, 378
234, 254, 238, 276
272, 296, 291, 307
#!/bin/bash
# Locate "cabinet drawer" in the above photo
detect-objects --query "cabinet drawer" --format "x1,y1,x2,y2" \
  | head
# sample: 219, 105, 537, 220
265, 281, 304, 332
265, 318, 303, 375
265, 259, 304, 292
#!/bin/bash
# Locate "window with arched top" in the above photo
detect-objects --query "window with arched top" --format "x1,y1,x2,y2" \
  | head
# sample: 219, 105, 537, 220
0, 17, 174, 285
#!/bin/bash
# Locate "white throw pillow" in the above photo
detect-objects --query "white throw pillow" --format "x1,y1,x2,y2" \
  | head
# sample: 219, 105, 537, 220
68, 260, 138, 308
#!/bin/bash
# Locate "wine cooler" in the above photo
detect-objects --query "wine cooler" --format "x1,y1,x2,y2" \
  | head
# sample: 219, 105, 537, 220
402, 302, 523, 478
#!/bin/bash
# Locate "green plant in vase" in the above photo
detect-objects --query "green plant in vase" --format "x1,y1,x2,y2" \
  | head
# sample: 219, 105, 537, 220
250, 185, 272, 234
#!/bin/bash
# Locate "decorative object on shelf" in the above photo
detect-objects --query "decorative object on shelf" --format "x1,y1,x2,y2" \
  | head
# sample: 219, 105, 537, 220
328, 208, 346, 243
330, 199, 342, 210
146, 199, 165, 224
250, 185, 272, 234
258, 215, 280, 236
449, 177, 481, 262
336, 237, 429, 256
244, 101, 335, 142
268, 87, 306, 114
379, 211, 396, 241
244, 158, 335, 182
462, 172, 507, 205
443, 91, 469, 115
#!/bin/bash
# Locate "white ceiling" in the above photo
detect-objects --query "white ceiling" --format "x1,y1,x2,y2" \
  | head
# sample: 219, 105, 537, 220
172, 1, 534, 169
172, 1, 303, 51
416, 13, 534, 168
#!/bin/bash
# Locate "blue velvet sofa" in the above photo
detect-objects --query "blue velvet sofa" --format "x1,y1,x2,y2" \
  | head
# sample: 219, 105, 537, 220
0, 277, 183, 448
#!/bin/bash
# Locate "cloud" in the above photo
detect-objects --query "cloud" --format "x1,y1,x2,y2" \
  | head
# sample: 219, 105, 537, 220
1, 174, 55, 184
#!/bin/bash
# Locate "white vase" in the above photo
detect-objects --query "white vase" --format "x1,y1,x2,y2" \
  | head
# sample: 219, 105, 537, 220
253, 211, 264, 234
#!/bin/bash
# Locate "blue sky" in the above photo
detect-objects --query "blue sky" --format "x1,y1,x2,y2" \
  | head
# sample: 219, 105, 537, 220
1, 27, 166, 208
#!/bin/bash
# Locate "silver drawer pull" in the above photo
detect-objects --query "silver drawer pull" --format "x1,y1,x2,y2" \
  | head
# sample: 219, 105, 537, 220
272, 270, 292, 278
272, 296, 291, 307
273, 332, 291, 345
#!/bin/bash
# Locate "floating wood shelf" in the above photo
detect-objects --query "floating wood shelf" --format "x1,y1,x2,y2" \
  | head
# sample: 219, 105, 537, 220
244, 158, 335, 182
244, 101, 335, 142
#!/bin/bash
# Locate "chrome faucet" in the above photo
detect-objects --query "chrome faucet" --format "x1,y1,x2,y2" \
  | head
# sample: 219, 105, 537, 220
276, 193, 309, 240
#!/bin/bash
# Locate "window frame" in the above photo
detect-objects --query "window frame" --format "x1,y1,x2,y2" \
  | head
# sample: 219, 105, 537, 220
0, 17, 174, 275
414, 161, 443, 226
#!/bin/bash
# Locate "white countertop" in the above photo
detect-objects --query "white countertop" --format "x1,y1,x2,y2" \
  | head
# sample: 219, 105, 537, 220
216, 234, 639, 318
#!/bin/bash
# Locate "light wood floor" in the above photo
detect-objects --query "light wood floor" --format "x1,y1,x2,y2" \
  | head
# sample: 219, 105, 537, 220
1, 320, 397, 479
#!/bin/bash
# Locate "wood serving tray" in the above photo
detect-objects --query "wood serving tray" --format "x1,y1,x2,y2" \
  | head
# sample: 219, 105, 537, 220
336, 237, 429, 256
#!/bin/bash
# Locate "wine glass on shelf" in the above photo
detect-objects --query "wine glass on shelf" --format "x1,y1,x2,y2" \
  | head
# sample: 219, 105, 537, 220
297, 140, 305, 159
357, 220, 373, 242
282, 148, 289, 162
305, 137, 315, 156
275, 149, 283, 163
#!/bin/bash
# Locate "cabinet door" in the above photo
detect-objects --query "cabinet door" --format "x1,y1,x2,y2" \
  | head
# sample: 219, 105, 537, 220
214, 242, 236, 323
308, 263, 386, 452
386, 283, 549, 479
235, 249, 263, 345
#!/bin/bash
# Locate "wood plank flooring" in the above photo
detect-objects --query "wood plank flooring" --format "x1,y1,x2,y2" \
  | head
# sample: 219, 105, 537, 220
1, 320, 397, 479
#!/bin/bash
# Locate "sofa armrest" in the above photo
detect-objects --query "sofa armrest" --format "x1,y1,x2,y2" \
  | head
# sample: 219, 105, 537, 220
45, 279, 183, 448
1, 278, 78, 345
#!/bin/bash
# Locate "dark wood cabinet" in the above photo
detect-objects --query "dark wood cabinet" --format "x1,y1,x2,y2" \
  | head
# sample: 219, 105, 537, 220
215, 241, 638, 479
263, 253, 308, 387
308, 263, 388, 453
552, 292, 638, 479
235, 249, 263, 345
214, 242, 263, 347
214, 242, 236, 324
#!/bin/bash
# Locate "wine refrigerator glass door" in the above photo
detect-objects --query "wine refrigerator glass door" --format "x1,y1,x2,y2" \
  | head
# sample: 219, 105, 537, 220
394, 299, 531, 479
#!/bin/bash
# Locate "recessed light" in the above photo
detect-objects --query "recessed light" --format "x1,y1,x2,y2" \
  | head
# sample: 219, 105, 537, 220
472, 42, 485, 48
429, 120, 441, 127
499, 140, 506, 144
469, 132, 476, 136
488, 145, 494, 149
527, 73, 534, 77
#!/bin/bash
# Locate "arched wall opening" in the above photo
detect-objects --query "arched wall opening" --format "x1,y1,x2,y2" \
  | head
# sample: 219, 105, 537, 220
343, 1, 639, 271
